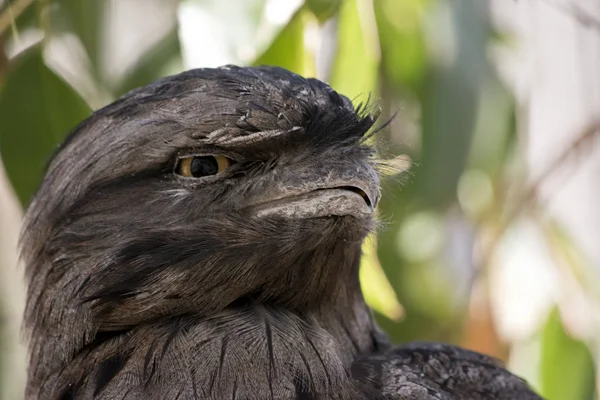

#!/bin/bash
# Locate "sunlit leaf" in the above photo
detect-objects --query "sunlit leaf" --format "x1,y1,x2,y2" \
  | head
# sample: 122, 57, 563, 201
360, 235, 404, 322
328, 0, 379, 104
253, 8, 315, 77
539, 308, 595, 400
305, 0, 341, 22
0, 48, 91, 205
373, 0, 428, 90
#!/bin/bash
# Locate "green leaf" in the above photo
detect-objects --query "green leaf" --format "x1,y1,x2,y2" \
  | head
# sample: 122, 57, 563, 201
1, 0, 38, 40
373, 0, 428, 90
360, 235, 404, 322
305, 0, 341, 22
55, 0, 104, 71
0, 48, 91, 205
417, 0, 489, 208
328, 0, 379, 104
468, 77, 517, 175
115, 27, 183, 97
539, 308, 595, 400
253, 8, 315, 77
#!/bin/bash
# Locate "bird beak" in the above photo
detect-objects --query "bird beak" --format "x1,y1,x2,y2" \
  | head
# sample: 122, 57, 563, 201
248, 163, 379, 219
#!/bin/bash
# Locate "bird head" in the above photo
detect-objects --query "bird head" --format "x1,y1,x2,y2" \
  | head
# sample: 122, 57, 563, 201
22, 66, 380, 340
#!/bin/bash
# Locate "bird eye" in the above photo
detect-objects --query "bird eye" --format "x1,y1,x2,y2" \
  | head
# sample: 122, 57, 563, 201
176, 155, 233, 178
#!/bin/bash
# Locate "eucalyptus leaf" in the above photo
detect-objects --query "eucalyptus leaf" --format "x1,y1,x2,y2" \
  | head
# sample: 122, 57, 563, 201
56, 0, 104, 72
0, 48, 91, 206
539, 308, 595, 400
417, 0, 489, 208
253, 8, 315, 77
115, 27, 183, 97
305, 0, 341, 23
373, 0, 428, 91
328, 0, 378, 104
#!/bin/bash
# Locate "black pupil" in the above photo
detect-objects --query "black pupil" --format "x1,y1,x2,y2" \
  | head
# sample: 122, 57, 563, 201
190, 156, 219, 177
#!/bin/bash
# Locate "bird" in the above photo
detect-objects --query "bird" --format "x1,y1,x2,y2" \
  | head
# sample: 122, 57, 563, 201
20, 65, 543, 399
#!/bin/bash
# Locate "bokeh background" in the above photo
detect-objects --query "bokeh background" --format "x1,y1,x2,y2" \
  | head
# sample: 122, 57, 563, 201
1, 0, 599, 399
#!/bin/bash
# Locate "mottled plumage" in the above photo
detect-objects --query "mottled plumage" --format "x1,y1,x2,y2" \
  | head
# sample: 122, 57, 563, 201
21, 66, 542, 399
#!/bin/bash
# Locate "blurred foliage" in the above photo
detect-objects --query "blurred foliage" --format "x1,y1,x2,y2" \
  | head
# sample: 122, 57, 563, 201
328, 0, 378, 103
306, 0, 341, 23
0, 49, 90, 204
253, 7, 315, 76
1, 0, 598, 399
540, 308, 595, 400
